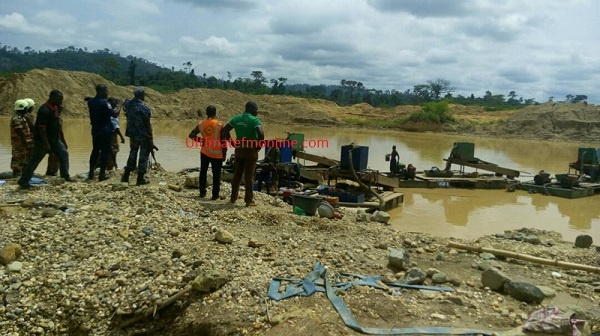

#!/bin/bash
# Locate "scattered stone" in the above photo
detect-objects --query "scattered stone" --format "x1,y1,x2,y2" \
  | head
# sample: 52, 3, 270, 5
481, 268, 511, 292
191, 270, 230, 292
431, 272, 447, 284
401, 268, 426, 285
381, 273, 397, 284
371, 210, 390, 224
574, 235, 593, 248
248, 239, 266, 248
118, 227, 130, 239
426, 268, 439, 278
523, 235, 541, 245
41, 208, 58, 218
111, 183, 129, 191
388, 248, 410, 270
375, 242, 389, 250
479, 252, 496, 260
142, 226, 154, 236
503, 281, 545, 304
477, 260, 502, 271
447, 277, 462, 287
215, 229, 234, 244
0, 243, 22, 265
171, 249, 184, 259
185, 173, 211, 188
536, 285, 556, 298
435, 253, 445, 261
7, 261, 23, 272
430, 313, 447, 320
355, 209, 370, 222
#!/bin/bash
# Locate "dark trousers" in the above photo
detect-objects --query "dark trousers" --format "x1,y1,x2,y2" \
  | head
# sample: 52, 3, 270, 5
89, 132, 113, 172
200, 153, 223, 198
46, 153, 60, 176
18, 140, 69, 184
125, 136, 150, 174
231, 148, 258, 203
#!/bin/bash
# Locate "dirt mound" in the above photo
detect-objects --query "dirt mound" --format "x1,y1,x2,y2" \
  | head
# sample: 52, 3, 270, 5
486, 102, 600, 142
0, 69, 344, 125
0, 69, 472, 127
2, 69, 599, 143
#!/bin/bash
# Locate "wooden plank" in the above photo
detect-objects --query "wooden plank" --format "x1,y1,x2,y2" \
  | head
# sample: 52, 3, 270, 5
445, 158, 520, 178
294, 151, 339, 167
332, 170, 399, 188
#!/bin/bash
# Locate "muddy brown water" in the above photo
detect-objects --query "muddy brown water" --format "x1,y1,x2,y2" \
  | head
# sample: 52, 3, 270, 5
1, 117, 598, 241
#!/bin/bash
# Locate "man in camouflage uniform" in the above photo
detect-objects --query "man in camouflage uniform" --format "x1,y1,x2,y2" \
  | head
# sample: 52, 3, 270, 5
10, 100, 34, 177
121, 87, 155, 185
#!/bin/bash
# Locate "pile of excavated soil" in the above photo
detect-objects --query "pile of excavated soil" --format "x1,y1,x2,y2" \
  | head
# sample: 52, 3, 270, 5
0, 69, 343, 126
0, 69, 480, 127
2, 69, 600, 143
482, 102, 600, 143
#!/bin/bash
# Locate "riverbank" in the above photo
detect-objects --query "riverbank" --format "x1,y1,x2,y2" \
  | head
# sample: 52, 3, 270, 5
1, 170, 599, 335
3, 69, 600, 144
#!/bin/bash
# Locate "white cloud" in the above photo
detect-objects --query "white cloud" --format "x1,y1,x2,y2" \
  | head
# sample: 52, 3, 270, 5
121, 0, 161, 14
32, 10, 77, 26
0, 12, 50, 35
179, 35, 236, 56
1, 0, 600, 103
111, 31, 162, 44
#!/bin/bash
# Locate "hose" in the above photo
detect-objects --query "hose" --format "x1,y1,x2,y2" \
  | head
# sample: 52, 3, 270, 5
348, 146, 385, 210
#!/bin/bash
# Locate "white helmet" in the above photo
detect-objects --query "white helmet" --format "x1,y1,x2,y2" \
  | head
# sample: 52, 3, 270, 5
24, 98, 35, 108
14, 99, 28, 111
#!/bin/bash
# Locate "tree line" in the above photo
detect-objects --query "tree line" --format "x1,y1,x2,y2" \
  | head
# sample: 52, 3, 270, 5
0, 44, 589, 110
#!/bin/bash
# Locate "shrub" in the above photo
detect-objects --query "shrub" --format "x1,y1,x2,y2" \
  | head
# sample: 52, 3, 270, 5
408, 100, 454, 123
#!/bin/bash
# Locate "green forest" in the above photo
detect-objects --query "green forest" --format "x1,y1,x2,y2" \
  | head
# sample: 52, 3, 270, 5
0, 44, 589, 112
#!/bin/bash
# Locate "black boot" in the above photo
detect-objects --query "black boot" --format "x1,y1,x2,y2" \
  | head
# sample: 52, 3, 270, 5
121, 167, 131, 183
136, 172, 150, 185
98, 168, 111, 181
87, 169, 94, 181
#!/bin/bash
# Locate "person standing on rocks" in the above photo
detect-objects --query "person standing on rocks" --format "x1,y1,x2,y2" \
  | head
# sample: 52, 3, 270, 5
188, 105, 226, 200
18, 90, 75, 188
221, 101, 264, 207
23, 98, 61, 176
23, 98, 36, 131
106, 97, 125, 171
10, 99, 34, 177
87, 84, 118, 181
121, 87, 155, 185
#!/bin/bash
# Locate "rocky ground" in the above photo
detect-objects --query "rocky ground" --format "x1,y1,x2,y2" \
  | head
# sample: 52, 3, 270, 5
1, 169, 600, 336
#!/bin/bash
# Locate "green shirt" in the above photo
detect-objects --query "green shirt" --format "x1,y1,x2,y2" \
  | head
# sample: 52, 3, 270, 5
228, 112, 262, 141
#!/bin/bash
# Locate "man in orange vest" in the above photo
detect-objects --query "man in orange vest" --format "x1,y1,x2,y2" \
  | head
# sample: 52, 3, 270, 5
188, 105, 226, 200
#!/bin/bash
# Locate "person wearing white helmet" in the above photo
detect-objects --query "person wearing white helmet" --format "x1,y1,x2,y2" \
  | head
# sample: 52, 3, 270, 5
23, 98, 36, 131
10, 99, 34, 177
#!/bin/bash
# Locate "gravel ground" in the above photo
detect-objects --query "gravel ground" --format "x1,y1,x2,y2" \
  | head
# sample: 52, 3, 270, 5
1, 170, 599, 336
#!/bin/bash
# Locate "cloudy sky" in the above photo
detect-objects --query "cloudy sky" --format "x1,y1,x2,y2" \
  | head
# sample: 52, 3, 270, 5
1, 0, 599, 103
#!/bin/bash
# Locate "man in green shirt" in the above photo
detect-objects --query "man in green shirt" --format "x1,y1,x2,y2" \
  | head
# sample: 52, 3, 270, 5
221, 101, 264, 206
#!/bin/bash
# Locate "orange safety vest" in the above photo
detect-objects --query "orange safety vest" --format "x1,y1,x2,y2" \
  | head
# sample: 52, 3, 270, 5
199, 119, 224, 159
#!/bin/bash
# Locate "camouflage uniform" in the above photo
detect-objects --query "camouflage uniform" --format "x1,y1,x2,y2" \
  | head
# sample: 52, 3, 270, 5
10, 113, 33, 175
